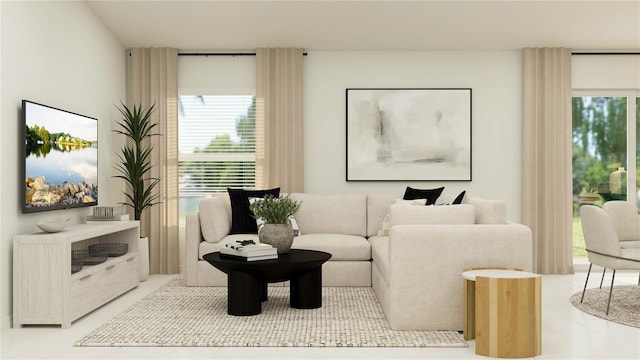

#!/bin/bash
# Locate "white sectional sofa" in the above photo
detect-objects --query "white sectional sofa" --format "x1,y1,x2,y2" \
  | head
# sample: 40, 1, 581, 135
185, 191, 532, 331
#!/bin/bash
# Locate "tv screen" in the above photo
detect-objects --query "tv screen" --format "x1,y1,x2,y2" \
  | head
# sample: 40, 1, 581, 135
22, 100, 98, 213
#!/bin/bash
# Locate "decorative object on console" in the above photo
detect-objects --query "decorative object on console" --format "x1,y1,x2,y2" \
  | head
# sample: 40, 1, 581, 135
346, 88, 472, 181
36, 217, 70, 233
249, 195, 301, 254
403, 186, 445, 205
228, 187, 281, 234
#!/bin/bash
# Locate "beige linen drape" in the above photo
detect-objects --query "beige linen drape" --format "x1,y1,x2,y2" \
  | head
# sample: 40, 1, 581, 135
523, 47, 574, 275
127, 48, 179, 274
255, 48, 304, 193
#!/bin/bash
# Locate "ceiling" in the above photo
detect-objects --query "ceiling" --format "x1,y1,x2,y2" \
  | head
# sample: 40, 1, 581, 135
85, 0, 640, 51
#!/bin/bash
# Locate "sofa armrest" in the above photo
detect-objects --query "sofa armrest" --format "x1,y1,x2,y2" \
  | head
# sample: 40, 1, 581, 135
386, 223, 532, 330
185, 211, 203, 286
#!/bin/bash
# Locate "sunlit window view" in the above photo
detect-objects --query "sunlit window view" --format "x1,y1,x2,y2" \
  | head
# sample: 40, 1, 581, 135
572, 96, 640, 258
178, 95, 256, 221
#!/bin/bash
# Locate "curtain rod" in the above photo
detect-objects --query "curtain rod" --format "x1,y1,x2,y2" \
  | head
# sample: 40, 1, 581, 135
572, 52, 640, 55
178, 52, 308, 57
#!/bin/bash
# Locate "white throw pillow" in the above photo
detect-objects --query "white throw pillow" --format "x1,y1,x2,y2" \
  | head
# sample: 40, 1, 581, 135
377, 198, 427, 236
199, 197, 231, 243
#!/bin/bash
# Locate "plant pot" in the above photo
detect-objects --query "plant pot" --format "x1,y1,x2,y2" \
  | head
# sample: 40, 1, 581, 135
259, 223, 294, 254
139, 236, 149, 281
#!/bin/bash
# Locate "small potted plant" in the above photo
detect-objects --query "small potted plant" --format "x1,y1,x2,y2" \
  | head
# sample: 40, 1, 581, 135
249, 195, 301, 254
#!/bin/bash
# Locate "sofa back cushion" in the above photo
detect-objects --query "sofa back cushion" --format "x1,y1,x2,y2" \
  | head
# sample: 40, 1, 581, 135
389, 203, 475, 227
366, 193, 398, 237
467, 197, 506, 224
289, 193, 367, 236
199, 195, 232, 243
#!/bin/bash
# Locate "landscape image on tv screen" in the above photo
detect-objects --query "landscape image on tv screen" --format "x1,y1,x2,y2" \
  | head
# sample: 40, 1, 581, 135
23, 100, 98, 212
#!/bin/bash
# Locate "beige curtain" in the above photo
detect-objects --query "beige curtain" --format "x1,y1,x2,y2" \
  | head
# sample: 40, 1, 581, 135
255, 48, 304, 193
127, 48, 180, 274
523, 47, 574, 275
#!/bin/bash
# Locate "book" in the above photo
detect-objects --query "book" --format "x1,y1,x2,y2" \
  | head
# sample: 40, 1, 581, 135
219, 252, 278, 261
85, 214, 130, 222
220, 245, 277, 258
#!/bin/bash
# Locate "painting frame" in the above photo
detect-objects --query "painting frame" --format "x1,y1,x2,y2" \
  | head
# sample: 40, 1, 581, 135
346, 88, 472, 181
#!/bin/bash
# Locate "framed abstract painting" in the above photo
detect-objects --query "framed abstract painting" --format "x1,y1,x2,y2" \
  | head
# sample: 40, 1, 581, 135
346, 88, 472, 181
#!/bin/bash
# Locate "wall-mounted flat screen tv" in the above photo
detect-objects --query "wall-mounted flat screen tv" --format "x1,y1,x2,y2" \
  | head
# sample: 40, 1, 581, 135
22, 100, 98, 213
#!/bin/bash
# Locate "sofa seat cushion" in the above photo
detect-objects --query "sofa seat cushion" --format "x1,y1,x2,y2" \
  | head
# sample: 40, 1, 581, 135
289, 193, 367, 236
199, 234, 259, 260
369, 235, 389, 284
291, 234, 371, 260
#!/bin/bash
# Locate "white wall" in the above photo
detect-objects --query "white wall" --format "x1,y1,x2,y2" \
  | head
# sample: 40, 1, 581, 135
304, 51, 524, 219
573, 55, 640, 89
176, 51, 524, 272
0, 1, 126, 328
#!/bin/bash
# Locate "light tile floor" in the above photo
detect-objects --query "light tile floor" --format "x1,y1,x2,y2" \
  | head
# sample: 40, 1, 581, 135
2, 269, 639, 360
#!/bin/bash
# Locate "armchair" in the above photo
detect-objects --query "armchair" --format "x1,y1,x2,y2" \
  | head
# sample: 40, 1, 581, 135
579, 204, 640, 315
602, 200, 640, 249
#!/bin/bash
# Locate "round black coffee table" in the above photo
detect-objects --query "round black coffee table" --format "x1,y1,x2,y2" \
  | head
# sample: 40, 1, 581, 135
203, 249, 332, 316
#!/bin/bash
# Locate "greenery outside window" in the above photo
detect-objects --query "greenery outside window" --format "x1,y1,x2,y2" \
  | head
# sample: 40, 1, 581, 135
572, 93, 640, 258
178, 93, 256, 222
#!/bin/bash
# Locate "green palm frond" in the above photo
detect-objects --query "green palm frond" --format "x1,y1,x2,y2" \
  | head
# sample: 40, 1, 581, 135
113, 102, 162, 220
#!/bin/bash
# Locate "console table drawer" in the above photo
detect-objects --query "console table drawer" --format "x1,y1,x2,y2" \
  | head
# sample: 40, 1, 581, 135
70, 256, 139, 320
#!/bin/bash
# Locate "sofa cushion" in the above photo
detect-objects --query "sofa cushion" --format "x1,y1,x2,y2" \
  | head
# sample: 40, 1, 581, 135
289, 193, 367, 236
467, 196, 506, 224
377, 198, 427, 236
435, 190, 467, 206
291, 234, 371, 261
228, 188, 280, 234
369, 235, 389, 284
403, 186, 444, 205
389, 203, 475, 226
367, 193, 398, 237
199, 197, 231, 243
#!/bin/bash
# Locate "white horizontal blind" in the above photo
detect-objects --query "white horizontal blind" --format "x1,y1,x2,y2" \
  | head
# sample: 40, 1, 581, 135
178, 95, 256, 196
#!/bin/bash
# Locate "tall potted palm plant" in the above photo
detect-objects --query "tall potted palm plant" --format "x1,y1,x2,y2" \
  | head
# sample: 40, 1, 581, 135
113, 102, 160, 280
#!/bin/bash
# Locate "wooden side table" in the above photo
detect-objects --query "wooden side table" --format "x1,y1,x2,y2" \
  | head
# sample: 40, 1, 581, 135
463, 268, 542, 358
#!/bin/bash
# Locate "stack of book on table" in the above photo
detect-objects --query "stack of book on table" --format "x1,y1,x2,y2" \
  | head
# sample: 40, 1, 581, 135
220, 241, 278, 261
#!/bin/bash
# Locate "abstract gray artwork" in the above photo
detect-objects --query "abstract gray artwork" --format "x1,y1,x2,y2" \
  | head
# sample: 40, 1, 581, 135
346, 88, 471, 181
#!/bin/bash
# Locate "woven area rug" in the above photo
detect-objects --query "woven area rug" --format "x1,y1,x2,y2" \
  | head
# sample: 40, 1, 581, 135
570, 285, 640, 328
76, 277, 467, 347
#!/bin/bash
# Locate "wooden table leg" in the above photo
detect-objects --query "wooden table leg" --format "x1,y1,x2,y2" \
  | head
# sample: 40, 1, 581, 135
463, 278, 476, 340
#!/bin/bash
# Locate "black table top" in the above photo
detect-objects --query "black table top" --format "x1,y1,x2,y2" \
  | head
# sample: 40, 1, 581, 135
203, 249, 332, 283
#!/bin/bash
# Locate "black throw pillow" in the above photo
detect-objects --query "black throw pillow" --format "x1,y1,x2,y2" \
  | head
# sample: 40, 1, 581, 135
228, 187, 280, 234
403, 186, 445, 205
453, 190, 466, 205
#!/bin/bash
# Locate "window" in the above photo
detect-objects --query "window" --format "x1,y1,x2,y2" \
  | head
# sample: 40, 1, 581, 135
572, 92, 639, 258
178, 93, 256, 221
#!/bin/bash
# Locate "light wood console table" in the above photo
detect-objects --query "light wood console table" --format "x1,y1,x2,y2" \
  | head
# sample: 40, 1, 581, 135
13, 221, 140, 328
